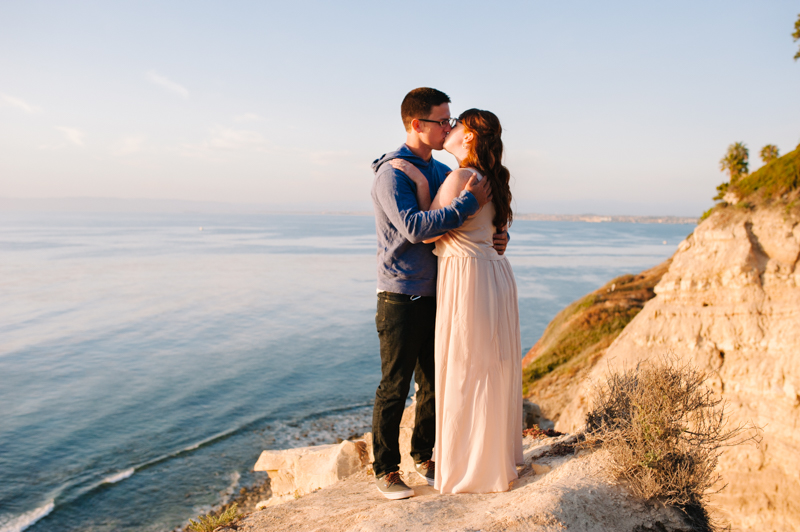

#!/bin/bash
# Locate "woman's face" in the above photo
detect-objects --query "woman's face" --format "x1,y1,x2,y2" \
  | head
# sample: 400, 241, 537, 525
444, 121, 471, 161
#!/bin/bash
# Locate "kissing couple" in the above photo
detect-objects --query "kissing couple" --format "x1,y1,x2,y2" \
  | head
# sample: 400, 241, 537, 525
370, 87, 522, 498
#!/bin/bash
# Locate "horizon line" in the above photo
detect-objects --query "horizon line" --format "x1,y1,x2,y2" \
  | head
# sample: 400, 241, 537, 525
0, 196, 700, 222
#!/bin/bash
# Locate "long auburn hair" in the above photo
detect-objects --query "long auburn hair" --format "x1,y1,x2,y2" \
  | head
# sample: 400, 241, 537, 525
458, 108, 513, 230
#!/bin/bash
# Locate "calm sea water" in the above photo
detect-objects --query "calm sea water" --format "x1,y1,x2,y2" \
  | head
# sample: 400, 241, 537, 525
0, 212, 694, 531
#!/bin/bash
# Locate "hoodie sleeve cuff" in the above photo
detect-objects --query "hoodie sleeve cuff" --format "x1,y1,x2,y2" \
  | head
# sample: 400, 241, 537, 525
455, 190, 480, 218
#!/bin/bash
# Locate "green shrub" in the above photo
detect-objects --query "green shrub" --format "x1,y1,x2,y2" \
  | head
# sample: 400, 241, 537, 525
186, 503, 240, 532
733, 145, 800, 200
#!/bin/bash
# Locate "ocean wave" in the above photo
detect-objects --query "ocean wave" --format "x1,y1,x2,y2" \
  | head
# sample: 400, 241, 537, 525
182, 427, 238, 452
0, 500, 55, 532
101, 468, 135, 485
261, 403, 375, 450
220, 471, 241, 504
15, 404, 376, 530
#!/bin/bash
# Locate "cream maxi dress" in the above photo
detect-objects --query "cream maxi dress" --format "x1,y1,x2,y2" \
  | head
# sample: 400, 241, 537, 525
433, 178, 524, 494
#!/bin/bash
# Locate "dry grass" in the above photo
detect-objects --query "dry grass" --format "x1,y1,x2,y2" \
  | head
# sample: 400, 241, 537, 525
522, 426, 563, 439
521, 259, 672, 422
580, 358, 759, 530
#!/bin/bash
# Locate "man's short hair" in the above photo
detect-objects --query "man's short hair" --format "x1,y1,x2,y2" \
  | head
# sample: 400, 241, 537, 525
401, 88, 451, 131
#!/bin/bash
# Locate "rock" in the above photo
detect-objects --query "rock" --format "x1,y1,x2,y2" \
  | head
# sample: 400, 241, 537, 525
530, 463, 552, 475
522, 399, 554, 430
255, 495, 293, 509
558, 208, 800, 531
722, 191, 740, 204
253, 439, 369, 500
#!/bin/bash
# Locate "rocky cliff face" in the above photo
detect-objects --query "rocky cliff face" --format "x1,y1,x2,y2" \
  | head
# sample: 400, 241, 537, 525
557, 207, 800, 531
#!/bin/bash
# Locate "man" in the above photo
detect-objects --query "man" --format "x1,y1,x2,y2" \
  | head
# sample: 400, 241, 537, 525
370, 87, 508, 499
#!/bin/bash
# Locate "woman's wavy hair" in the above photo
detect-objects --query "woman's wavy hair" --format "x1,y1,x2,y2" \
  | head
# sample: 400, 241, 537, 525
458, 108, 513, 230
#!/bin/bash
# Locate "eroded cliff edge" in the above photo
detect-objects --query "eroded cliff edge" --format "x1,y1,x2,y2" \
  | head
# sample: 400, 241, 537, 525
521, 146, 800, 531
553, 207, 800, 530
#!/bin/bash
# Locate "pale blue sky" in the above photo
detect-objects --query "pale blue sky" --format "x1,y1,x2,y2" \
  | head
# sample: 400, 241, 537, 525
1, 1, 798, 215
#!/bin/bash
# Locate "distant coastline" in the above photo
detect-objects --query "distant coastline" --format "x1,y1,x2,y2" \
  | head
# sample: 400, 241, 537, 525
0, 197, 697, 224
515, 213, 698, 225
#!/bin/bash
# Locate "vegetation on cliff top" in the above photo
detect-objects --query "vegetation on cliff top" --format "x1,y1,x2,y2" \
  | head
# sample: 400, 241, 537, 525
732, 145, 800, 202
703, 144, 800, 221
521, 259, 672, 418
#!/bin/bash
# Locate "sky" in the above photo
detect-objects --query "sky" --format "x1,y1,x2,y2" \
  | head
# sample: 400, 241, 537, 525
1, 0, 799, 216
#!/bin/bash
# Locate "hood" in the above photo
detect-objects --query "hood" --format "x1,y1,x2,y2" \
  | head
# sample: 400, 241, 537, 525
371, 144, 432, 175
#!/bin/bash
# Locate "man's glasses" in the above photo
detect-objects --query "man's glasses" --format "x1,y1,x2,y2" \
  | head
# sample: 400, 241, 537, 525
417, 118, 459, 128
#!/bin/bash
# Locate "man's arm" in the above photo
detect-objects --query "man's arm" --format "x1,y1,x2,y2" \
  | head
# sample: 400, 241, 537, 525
421, 170, 493, 243
374, 167, 479, 244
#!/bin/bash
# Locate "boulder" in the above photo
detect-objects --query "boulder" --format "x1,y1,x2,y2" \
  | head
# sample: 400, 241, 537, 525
253, 439, 369, 502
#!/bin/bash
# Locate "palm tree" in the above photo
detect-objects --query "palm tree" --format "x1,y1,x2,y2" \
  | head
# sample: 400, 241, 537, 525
720, 142, 749, 182
760, 145, 780, 164
794, 14, 800, 60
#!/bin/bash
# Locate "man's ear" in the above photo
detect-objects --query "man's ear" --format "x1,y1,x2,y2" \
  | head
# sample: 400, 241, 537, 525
411, 119, 422, 133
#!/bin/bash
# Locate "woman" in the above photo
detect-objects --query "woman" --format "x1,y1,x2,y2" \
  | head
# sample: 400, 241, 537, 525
390, 109, 523, 494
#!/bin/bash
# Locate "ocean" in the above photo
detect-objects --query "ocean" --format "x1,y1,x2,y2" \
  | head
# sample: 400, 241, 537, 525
0, 212, 695, 531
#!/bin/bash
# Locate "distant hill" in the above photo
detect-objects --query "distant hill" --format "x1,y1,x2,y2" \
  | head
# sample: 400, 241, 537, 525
516, 213, 697, 224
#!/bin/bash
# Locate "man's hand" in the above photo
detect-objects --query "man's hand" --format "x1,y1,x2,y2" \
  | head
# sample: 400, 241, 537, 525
493, 226, 509, 255
465, 174, 492, 208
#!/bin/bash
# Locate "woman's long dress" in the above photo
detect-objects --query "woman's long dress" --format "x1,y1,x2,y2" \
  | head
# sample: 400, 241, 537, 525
433, 194, 523, 494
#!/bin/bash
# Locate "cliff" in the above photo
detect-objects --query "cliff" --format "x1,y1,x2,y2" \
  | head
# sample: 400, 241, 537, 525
553, 206, 800, 530
519, 147, 800, 530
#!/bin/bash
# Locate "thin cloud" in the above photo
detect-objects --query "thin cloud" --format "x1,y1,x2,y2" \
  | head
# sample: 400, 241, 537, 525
0, 93, 43, 113
309, 150, 355, 166
234, 113, 261, 123
113, 136, 145, 156
56, 126, 85, 146
180, 126, 271, 160
146, 70, 189, 98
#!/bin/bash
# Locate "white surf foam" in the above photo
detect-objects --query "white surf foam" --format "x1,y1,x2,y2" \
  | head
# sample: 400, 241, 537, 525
219, 471, 241, 504
101, 467, 135, 485
0, 500, 55, 532
263, 404, 374, 450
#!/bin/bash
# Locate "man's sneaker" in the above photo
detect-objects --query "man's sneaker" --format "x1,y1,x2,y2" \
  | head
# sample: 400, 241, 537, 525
415, 460, 435, 486
375, 471, 414, 500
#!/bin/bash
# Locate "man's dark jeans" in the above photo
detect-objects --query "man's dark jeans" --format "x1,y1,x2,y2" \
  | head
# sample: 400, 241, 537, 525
371, 291, 436, 478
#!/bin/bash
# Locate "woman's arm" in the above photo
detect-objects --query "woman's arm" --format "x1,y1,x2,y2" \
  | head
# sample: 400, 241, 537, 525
389, 159, 431, 210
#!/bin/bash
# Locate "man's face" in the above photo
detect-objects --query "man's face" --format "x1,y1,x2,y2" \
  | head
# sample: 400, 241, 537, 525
415, 103, 452, 151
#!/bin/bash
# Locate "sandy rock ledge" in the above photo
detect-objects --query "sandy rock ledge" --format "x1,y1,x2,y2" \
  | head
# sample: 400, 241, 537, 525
238, 434, 693, 532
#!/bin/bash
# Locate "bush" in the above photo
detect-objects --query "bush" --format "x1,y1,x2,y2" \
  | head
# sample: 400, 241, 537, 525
581, 358, 758, 528
186, 503, 241, 532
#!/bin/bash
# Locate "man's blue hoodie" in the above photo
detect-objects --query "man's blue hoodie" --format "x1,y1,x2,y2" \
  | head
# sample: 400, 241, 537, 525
371, 144, 479, 297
